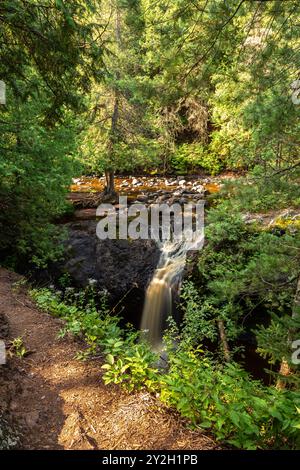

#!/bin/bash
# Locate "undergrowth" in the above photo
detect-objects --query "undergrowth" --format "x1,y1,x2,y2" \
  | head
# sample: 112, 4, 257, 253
30, 285, 300, 450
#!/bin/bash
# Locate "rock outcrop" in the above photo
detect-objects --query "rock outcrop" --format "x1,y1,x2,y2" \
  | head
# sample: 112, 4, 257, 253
59, 220, 160, 301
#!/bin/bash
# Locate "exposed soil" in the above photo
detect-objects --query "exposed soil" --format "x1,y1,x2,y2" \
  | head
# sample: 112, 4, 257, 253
0, 268, 219, 450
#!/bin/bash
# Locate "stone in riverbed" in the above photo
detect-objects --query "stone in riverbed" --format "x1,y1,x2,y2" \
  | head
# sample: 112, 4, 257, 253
137, 195, 148, 202
167, 197, 180, 205
179, 197, 189, 205
156, 194, 170, 203
165, 179, 176, 186
193, 184, 204, 192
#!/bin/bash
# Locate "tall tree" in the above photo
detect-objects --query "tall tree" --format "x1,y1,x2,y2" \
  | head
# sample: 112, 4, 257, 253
80, 0, 160, 195
0, 0, 105, 266
0, 0, 104, 117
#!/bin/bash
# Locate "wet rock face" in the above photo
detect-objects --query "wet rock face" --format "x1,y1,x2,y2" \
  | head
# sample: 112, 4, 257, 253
61, 221, 160, 301
50, 176, 216, 302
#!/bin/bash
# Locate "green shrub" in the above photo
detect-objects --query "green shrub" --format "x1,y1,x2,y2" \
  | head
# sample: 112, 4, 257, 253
30, 287, 159, 391
160, 343, 300, 449
170, 143, 224, 175
31, 285, 300, 449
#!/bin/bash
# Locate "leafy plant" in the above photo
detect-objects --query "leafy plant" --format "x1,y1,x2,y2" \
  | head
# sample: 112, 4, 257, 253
31, 283, 300, 449
30, 286, 159, 391
160, 343, 300, 449
101, 342, 159, 392
171, 143, 223, 175
9, 337, 27, 358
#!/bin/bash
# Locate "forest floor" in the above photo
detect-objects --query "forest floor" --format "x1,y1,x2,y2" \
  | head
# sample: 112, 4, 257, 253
0, 267, 219, 450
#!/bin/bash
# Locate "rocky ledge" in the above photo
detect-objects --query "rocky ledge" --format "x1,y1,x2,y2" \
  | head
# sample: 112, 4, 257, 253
54, 220, 161, 301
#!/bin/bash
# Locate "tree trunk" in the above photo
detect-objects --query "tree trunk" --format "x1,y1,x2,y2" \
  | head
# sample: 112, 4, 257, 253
217, 319, 231, 362
104, 89, 119, 197
104, 170, 115, 195
276, 277, 300, 389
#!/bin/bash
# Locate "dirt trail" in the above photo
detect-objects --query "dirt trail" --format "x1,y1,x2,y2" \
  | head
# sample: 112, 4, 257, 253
0, 268, 218, 450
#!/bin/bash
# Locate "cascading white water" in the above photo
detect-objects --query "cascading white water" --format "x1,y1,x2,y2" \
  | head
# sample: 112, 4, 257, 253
140, 231, 204, 350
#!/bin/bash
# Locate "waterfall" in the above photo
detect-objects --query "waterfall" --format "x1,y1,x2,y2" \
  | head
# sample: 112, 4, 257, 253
140, 232, 204, 350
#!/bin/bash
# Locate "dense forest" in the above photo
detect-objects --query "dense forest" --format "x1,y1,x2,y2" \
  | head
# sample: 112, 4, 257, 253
0, 0, 300, 453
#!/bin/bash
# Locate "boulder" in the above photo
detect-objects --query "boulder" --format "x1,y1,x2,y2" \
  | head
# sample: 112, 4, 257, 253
156, 194, 170, 203
136, 195, 148, 203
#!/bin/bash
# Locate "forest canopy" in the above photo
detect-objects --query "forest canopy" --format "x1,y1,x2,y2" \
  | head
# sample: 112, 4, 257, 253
0, 0, 300, 452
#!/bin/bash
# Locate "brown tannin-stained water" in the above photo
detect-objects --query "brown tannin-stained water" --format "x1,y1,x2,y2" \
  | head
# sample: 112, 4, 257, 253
141, 259, 181, 351
69, 175, 217, 350
141, 235, 204, 351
